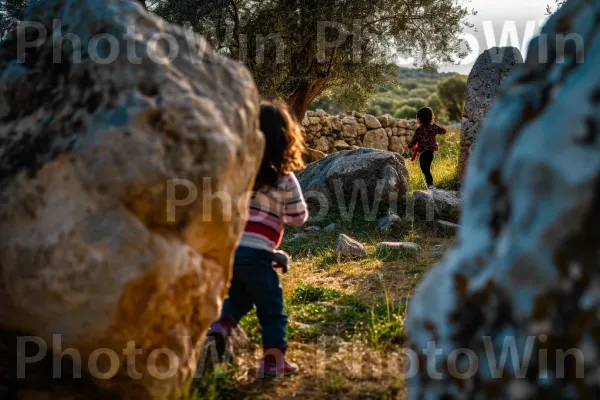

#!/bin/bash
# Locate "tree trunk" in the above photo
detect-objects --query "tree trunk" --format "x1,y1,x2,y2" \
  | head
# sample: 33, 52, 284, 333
287, 77, 327, 121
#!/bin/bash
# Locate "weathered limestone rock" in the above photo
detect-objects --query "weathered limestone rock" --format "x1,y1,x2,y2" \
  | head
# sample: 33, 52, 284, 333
305, 148, 327, 163
363, 128, 389, 150
0, 0, 263, 398
298, 149, 409, 215
458, 46, 523, 180
314, 136, 330, 152
376, 242, 422, 254
378, 213, 403, 233
336, 234, 367, 259
407, 1, 600, 397
364, 114, 382, 129
389, 136, 406, 153
334, 140, 351, 150
412, 190, 461, 223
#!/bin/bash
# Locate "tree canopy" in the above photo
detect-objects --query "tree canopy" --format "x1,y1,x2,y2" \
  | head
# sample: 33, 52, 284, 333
154, 0, 471, 118
436, 75, 467, 122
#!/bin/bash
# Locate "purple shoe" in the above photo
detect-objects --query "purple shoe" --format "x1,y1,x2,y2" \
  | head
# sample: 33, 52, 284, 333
257, 347, 299, 378
206, 321, 234, 363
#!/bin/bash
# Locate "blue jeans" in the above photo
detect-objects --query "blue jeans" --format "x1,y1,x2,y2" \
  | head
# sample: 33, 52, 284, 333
221, 246, 288, 348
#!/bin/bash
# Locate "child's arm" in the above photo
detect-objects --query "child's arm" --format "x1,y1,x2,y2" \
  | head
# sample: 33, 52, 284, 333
435, 124, 447, 135
272, 250, 290, 274
407, 128, 423, 148
282, 173, 309, 227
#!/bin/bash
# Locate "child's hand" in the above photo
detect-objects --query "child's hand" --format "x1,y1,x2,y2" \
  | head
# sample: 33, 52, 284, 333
272, 250, 290, 274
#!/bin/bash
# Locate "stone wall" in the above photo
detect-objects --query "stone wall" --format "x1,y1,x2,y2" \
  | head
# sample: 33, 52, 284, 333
302, 110, 418, 154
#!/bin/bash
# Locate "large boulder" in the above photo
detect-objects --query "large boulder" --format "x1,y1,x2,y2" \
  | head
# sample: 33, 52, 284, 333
412, 190, 461, 223
407, 1, 600, 398
0, 0, 263, 398
298, 148, 409, 217
458, 46, 523, 180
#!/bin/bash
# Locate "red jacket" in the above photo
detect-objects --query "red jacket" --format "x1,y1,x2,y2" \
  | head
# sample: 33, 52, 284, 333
408, 124, 447, 152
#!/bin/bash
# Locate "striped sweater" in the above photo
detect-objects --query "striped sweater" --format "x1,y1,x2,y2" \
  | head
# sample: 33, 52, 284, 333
239, 173, 309, 252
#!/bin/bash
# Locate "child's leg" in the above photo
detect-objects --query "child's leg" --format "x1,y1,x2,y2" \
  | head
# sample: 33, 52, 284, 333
219, 247, 256, 323
419, 150, 435, 186
251, 267, 287, 350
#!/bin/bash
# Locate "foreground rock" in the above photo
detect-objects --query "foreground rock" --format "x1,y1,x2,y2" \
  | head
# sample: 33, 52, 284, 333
336, 234, 368, 259
0, 1, 262, 398
298, 149, 409, 215
458, 47, 523, 180
412, 190, 461, 223
407, 2, 600, 397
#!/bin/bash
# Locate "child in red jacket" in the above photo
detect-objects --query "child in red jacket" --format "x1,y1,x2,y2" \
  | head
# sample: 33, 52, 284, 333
405, 107, 446, 189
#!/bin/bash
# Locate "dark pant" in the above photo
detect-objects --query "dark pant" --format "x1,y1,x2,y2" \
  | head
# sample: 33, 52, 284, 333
419, 150, 434, 186
221, 246, 287, 348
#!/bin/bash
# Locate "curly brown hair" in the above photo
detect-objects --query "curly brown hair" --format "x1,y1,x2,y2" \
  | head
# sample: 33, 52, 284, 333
254, 100, 306, 190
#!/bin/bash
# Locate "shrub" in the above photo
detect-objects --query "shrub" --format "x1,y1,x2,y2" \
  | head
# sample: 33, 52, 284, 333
394, 105, 418, 119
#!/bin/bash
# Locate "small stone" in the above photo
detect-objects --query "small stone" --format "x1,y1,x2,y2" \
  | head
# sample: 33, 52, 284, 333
290, 233, 305, 241
336, 234, 368, 259
430, 251, 443, 258
364, 114, 382, 129
324, 223, 336, 232
334, 140, 351, 149
378, 213, 402, 233
305, 226, 321, 232
376, 242, 423, 253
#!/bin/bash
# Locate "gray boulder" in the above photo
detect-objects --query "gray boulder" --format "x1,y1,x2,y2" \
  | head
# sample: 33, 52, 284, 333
407, 1, 600, 398
412, 190, 461, 223
336, 234, 367, 259
459, 47, 523, 180
298, 149, 409, 216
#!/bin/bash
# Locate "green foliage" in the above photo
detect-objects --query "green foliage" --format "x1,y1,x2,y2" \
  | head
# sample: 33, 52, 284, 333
290, 282, 344, 304
408, 87, 432, 98
427, 93, 450, 123
313, 66, 465, 124
393, 105, 418, 120
436, 75, 467, 122
189, 365, 238, 400
154, 0, 471, 117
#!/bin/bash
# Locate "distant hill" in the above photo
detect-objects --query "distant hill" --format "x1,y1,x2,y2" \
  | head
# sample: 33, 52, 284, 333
311, 67, 466, 123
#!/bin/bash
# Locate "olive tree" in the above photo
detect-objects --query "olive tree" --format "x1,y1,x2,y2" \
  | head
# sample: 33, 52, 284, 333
153, 0, 471, 119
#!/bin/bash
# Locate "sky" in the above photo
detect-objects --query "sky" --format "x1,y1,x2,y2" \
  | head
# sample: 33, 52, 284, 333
435, 0, 551, 74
